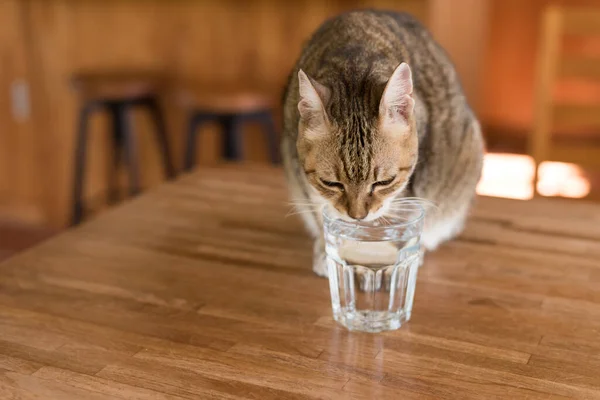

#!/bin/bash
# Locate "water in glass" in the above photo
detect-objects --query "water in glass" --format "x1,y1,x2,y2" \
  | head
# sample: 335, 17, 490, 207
323, 205, 424, 332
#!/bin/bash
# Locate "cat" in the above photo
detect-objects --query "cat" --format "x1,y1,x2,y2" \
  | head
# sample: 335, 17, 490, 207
281, 10, 484, 277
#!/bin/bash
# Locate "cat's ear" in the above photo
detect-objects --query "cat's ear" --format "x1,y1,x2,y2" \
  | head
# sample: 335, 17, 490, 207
379, 62, 415, 127
298, 69, 330, 136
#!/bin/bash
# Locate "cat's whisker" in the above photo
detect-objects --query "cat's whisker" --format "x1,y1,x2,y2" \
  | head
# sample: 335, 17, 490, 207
286, 208, 316, 214
286, 209, 320, 218
392, 196, 434, 202
290, 204, 323, 208
389, 204, 427, 209
391, 201, 435, 207
392, 197, 439, 210
379, 215, 391, 226
287, 203, 323, 209
287, 202, 322, 207
286, 200, 326, 218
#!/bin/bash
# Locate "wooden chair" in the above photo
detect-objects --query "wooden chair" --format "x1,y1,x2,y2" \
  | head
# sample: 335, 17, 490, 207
70, 71, 176, 225
530, 5, 600, 192
178, 87, 280, 170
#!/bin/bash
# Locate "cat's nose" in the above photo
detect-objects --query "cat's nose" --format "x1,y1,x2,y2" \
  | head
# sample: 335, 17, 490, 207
348, 210, 368, 221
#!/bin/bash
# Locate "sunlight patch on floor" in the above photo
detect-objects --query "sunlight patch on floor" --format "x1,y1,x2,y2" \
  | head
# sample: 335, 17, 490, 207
476, 153, 590, 200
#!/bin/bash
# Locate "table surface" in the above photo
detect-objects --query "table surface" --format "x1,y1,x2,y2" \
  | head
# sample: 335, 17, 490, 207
1, 165, 600, 399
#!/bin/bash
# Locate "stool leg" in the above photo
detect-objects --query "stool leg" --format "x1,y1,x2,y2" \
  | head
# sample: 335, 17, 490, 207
117, 104, 141, 197
147, 98, 176, 179
256, 111, 280, 164
107, 105, 123, 205
184, 113, 201, 171
71, 105, 93, 225
220, 115, 243, 161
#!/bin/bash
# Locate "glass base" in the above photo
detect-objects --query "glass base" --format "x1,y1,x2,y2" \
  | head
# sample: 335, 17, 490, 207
332, 308, 411, 333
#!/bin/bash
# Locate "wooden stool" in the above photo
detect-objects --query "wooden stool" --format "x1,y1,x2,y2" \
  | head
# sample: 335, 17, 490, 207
180, 89, 280, 170
71, 71, 176, 225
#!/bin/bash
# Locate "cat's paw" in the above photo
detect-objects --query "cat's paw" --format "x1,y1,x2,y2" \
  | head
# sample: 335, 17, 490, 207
312, 252, 328, 277
312, 240, 328, 278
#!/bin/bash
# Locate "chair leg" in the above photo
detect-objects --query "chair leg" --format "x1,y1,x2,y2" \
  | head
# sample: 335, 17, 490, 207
220, 115, 243, 161
256, 111, 280, 164
71, 105, 93, 225
117, 105, 141, 197
146, 98, 176, 179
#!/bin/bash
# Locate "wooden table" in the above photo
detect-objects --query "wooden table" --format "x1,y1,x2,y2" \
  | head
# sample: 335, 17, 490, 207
1, 165, 600, 399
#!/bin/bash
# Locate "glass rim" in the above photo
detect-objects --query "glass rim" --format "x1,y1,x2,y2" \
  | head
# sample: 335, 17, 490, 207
322, 203, 425, 232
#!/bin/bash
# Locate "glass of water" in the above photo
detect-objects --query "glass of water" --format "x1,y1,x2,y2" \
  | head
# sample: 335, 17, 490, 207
323, 204, 425, 333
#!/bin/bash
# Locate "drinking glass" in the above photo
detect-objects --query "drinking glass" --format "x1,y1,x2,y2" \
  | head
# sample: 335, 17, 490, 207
323, 204, 425, 332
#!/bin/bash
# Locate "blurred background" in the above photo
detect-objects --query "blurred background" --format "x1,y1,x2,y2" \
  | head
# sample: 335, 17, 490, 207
1, 0, 600, 258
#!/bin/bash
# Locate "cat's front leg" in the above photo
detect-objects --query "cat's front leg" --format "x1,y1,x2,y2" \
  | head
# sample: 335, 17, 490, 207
312, 237, 328, 277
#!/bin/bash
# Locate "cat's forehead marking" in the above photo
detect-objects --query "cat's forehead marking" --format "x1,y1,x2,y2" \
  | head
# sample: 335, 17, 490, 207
325, 69, 382, 183
338, 113, 372, 182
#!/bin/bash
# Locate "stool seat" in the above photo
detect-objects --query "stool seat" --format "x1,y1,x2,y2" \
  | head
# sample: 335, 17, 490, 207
181, 87, 280, 168
178, 89, 273, 114
71, 71, 164, 101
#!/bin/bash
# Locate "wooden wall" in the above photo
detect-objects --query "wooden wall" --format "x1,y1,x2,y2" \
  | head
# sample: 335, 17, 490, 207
1, 0, 430, 228
9, 0, 600, 228
0, 1, 43, 224
429, 0, 491, 113
482, 0, 600, 136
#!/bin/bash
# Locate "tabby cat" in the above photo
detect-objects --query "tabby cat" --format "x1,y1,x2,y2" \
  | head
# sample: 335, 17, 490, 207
281, 10, 484, 276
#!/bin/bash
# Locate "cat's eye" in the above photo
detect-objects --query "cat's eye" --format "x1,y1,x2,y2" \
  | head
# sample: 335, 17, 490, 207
373, 176, 396, 188
320, 178, 344, 191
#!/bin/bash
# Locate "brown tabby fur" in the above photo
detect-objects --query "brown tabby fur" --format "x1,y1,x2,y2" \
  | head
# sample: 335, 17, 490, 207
281, 10, 484, 276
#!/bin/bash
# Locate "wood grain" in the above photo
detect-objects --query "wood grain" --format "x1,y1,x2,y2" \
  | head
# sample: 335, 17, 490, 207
0, 165, 599, 399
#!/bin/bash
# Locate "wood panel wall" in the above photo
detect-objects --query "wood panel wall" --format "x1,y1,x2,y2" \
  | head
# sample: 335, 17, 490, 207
429, 0, 490, 113
482, 0, 600, 135
1, 0, 430, 228
10, 0, 599, 228
0, 0, 44, 224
